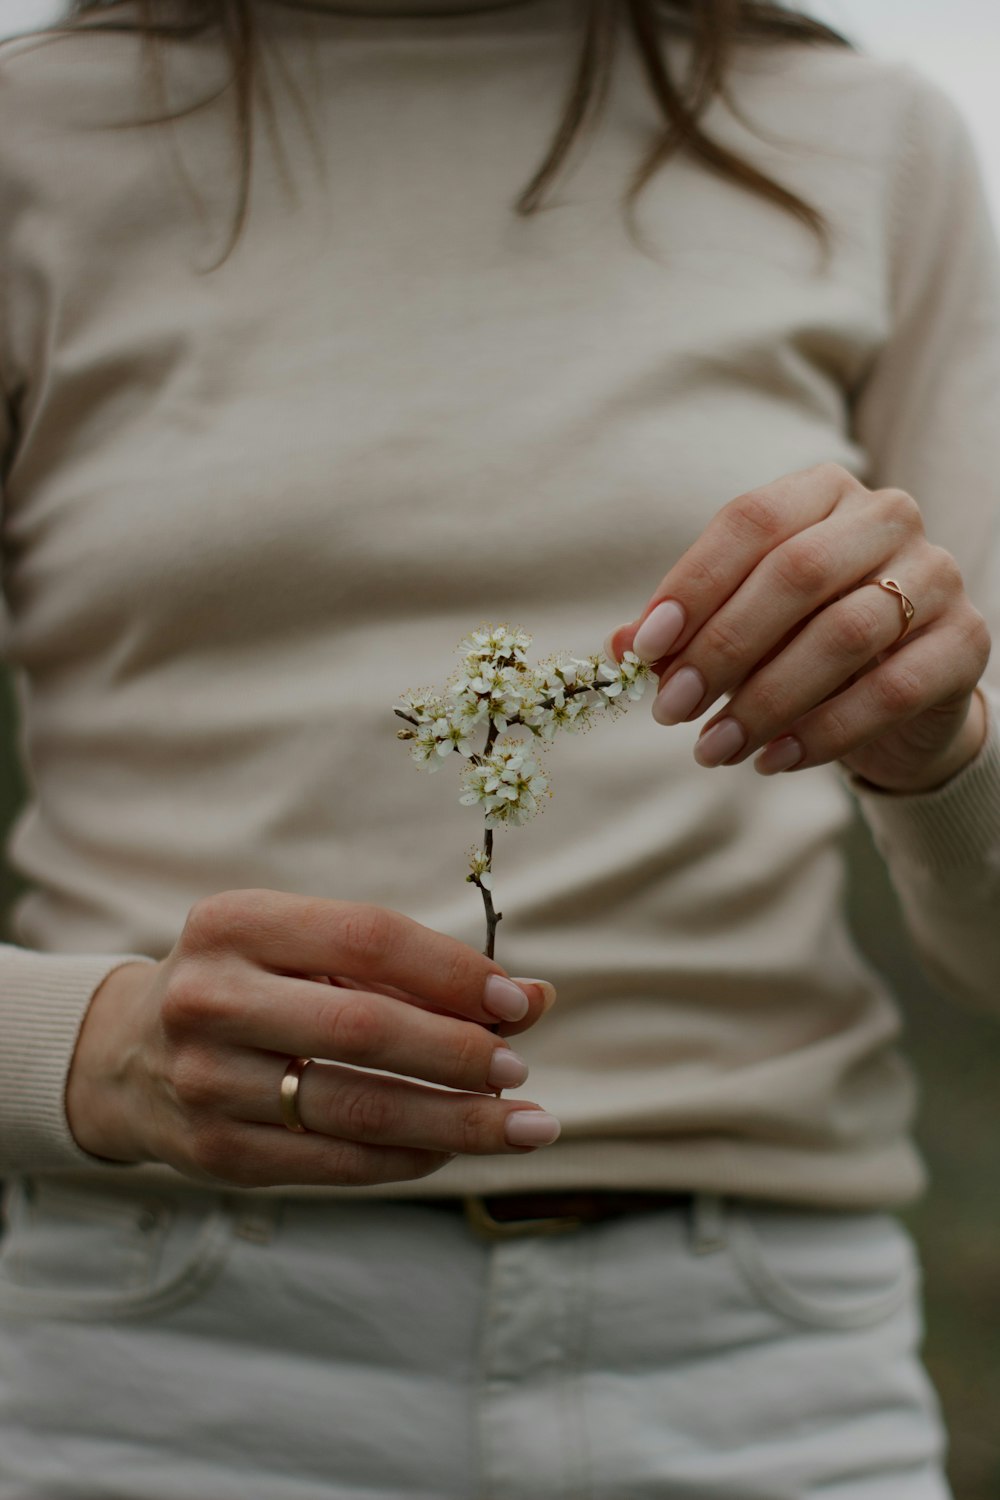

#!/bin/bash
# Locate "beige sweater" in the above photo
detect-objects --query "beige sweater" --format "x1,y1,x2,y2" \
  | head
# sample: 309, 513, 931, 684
1, 0, 999, 1205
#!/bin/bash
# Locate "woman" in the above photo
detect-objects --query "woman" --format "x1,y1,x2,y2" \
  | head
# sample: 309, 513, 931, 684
0, 0, 997, 1494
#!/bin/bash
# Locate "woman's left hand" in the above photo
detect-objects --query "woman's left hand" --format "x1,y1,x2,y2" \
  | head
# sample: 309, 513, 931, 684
606, 464, 992, 794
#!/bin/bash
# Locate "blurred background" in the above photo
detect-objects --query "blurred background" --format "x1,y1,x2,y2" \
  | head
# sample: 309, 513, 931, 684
0, 0, 998, 1494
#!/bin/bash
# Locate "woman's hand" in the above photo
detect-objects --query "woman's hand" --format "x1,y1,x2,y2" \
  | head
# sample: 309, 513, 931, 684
65, 889, 559, 1189
606, 464, 992, 793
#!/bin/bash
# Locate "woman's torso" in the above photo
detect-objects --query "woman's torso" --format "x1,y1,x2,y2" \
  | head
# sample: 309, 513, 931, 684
0, 0, 924, 1202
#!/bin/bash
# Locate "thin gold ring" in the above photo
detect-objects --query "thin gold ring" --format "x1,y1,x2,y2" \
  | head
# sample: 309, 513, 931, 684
280, 1056, 312, 1134
872, 577, 915, 643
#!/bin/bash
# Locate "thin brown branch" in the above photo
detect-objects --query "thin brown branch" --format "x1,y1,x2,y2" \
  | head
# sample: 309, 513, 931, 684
478, 826, 502, 960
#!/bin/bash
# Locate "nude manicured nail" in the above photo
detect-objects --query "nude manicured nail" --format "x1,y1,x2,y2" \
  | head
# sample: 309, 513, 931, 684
487, 1048, 530, 1090
633, 601, 686, 663
694, 717, 746, 767
754, 736, 805, 775
652, 666, 705, 725
483, 975, 530, 1022
511, 977, 557, 1013
504, 1111, 562, 1147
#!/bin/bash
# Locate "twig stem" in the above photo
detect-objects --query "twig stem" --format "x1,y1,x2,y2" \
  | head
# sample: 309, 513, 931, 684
480, 826, 503, 960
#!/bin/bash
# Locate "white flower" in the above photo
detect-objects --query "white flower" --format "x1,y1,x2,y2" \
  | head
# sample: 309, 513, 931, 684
525, 693, 595, 739
553, 695, 594, 733
430, 713, 475, 761
408, 707, 476, 771
395, 690, 447, 725
410, 723, 446, 771
598, 650, 651, 703
461, 662, 532, 730
459, 740, 550, 828
459, 762, 494, 807
459, 625, 532, 667
467, 845, 493, 890
535, 678, 567, 709
521, 701, 556, 735
450, 691, 490, 732
569, 655, 600, 689
621, 650, 652, 700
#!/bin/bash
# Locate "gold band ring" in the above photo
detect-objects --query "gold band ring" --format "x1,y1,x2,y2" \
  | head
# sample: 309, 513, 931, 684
871, 577, 915, 643
280, 1056, 312, 1134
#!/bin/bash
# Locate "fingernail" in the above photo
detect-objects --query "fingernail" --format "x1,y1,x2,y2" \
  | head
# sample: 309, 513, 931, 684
511, 978, 557, 1014
487, 1047, 530, 1090
504, 1110, 562, 1147
602, 627, 629, 663
483, 975, 530, 1022
652, 666, 705, 725
694, 717, 746, 767
754, 736, 804, 775
633, 601, 686, 663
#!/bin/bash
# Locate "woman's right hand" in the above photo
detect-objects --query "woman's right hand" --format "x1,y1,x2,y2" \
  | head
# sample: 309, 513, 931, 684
65, 889, 559, 1189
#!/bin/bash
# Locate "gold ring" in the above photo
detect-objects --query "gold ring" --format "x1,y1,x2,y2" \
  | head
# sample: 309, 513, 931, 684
280, 1056, 312, 1133
872, 577, 915, 643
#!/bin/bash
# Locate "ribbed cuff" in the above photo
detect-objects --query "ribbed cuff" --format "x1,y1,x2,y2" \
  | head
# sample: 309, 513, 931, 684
843, 689, 1000, 873
0, 948, 154, 1174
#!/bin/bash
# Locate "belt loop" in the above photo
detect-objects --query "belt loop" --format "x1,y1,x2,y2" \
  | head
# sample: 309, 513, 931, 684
689, 1193, 727, 1255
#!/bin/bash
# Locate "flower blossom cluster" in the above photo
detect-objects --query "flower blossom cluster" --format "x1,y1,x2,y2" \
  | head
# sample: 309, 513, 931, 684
396, 627, 651, 779
395, 624, 652, 921
459, 741, 549, 831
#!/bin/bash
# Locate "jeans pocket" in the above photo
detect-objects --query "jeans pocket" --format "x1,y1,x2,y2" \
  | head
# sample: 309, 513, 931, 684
0, 1177, 237, 1323
725, 1199, 920, 1331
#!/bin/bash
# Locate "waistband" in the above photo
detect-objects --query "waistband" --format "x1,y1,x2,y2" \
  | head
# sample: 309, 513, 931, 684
425, 1189, 696, 1240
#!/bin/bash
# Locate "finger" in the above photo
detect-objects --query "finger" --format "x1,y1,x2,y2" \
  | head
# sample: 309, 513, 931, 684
621, 465, 859, 668
236, 1055, 554, 1155
691, 559, 942, 766
649, 512, 905, 727
183, 1119, 454, 1190
322, 972, 553, 1040
181, 890, 547, 1026
749, 622, 978, 772
203, 973, 534, 1094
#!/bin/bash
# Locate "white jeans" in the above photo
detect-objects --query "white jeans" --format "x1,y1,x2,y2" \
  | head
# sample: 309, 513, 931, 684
0, 1179, 952, 1499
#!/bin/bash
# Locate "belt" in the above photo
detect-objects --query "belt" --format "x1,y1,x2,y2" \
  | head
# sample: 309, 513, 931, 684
423, 1190, 694, 1241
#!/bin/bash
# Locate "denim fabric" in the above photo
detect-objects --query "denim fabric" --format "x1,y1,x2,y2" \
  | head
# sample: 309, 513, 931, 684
0, 1180, 951, 1499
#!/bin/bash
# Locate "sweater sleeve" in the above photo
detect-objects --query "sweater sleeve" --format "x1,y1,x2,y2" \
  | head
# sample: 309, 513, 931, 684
846, 69, 1000, 1014
1, 292, 156, 1174
0, 945, 155, 1173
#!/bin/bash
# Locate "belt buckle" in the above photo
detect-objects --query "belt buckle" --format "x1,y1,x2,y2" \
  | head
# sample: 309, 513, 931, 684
462, 1194, 584, 1242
